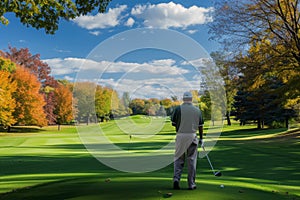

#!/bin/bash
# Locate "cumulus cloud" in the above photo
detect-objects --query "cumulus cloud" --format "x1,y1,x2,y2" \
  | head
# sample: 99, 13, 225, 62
99, 76, 197, 99
44, 57, 86, 76
44, 57, 201, 99
131, 2, 214, 29
44, 57, 188, 76
73, 5, 127, 29
125, 17, 135, 27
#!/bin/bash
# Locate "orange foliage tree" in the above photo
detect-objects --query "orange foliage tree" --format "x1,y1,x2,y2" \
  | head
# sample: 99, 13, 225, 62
54, 82, 74, 130
0, 70, 17, 128
12, 66, 47, 127
2, 47, 58, 125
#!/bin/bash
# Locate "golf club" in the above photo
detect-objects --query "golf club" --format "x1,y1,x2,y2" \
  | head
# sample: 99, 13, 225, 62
202, 146, 222, 177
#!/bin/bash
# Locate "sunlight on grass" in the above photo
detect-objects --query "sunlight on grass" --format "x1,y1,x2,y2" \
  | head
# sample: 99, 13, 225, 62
0, 116, 299, 199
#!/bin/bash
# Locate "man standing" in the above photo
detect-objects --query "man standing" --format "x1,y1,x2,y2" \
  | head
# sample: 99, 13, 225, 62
171, 91, 204, 190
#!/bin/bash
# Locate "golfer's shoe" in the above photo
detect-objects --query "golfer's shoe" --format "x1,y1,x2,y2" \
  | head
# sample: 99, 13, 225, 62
188, 186, 197, 190
173, 181, 180, 190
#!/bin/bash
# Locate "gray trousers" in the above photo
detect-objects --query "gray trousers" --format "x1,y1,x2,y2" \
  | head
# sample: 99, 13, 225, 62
173, 142, 198, 188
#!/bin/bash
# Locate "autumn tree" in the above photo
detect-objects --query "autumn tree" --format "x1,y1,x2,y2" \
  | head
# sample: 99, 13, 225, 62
12, 66, 47, 127
2, 47, 58, 125
53, 83, 73, 130
210, 0, 300, 124
0, 56, 16, 72
3, 47, 57, 87
0, 0, 111, 34
160, 98, 173, 115
0, 70, 17, 129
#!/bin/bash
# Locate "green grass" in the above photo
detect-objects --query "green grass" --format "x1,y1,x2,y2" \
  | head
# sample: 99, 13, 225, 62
0, 118, 299, 200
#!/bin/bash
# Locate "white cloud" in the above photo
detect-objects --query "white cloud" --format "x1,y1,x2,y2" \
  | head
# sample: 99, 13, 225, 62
73, 5, 127, 29
98, 76, 196, 99
125, 17, 135, 27
89, 31, 101, 36
44, 57, 85, 76
63, 75, 75, 81
131, 2, 214, 29
44, 57, 201, 99
44, 57, 188, 76
187, 29, 197, 34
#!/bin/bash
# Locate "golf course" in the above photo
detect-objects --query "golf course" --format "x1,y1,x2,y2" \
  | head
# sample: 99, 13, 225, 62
0, 116, 299, 200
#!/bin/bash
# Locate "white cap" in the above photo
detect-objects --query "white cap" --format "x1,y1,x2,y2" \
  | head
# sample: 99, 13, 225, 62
183, 91, 193, 100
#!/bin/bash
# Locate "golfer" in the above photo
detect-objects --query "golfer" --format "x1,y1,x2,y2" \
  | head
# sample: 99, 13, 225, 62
171, 91, 204, 190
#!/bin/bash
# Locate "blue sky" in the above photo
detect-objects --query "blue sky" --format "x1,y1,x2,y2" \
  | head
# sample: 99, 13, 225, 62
0, 0, 222, 99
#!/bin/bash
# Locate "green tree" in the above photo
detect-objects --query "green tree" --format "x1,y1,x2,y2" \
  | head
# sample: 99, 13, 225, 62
199, 90, 211, 121
73, 82, 96, 124
95, 85, 112, 122
211, 51, 239, 125
0, 0, 111, 34
129, 99, 145, 115
209, 0, 300, 114
119, 92, 132, 116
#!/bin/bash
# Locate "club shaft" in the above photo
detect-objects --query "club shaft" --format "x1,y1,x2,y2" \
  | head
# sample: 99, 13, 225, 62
202, 146, 216, 174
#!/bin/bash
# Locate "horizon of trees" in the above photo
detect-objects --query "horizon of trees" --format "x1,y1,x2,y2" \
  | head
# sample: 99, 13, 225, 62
0, 44, 299, 132
0, 47, 212, 131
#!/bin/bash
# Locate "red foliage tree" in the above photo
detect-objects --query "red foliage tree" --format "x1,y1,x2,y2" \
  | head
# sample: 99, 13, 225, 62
2, 47, 58, 125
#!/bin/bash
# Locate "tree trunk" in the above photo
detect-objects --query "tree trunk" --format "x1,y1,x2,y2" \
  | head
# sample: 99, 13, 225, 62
285, 117, 289, 128
257, 119, 261, 129
86, 115, 90, 125
226, 111, 231, 126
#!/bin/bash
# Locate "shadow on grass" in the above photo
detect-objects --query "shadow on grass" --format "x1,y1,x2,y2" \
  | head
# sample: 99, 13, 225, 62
220, 127, 288, 138
0, 126, 45, 133
0, 127, 299, 200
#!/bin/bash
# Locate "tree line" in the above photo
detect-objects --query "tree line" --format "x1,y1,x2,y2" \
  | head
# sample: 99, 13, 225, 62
209, 0, 300, 129
1, 0, 299, 130
0, 47, 74, 131
0, 47, 214, 131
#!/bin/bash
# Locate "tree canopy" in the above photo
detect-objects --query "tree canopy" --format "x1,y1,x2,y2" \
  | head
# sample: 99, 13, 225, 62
12, 66, 47, 127
0, 0, 111, 34
0, 70, 16, 127
209, 0, 300, 127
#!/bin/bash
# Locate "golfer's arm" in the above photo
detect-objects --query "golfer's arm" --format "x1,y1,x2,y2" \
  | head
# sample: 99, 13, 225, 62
198, 125, 203, 140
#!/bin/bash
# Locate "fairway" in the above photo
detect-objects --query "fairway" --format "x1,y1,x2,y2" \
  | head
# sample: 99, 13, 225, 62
0, 118, 299, 200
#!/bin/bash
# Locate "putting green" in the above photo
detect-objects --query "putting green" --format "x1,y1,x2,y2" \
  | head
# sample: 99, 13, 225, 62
0, 118, 299, 200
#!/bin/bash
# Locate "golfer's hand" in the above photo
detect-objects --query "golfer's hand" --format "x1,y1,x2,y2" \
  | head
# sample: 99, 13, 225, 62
199, 139, 204, 147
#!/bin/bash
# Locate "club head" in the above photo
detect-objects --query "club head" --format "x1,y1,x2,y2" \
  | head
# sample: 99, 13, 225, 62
214, 171, 222, 177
